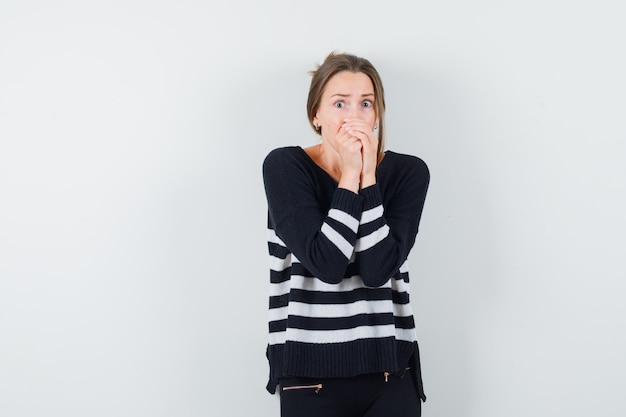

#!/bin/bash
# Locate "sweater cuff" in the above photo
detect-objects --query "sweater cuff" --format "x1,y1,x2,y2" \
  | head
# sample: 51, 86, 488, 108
359, 184, 383, 210
332, 187, 364, 219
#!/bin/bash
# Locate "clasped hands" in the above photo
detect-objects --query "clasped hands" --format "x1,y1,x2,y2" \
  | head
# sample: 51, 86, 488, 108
336, 118, 378, 190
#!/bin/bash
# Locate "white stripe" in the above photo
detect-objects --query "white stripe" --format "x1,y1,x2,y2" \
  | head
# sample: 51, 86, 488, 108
267, 229, 286, 246
395, 328, 417, 342
321, 223, 354, 259
360, 205, 383, 224
269, 279, 291, 297
269, 277, 411, 305
291, 274, 390, 293
272, 300, 414, 319
285, 325, 397, 344
393, 303, 414, 318
286, 300, 393, 318
269, 274, 393, 298
270, 326, 416, 345
328, 209, 359, 233
268, 301, 413, 321
269, 254, 291, 272
268, 306, 288, 322
299, 274, 362, 292
390, 277, 410, 294
269, 275, 412, 320
355, 225, 390, 252
269, 331, 286, 345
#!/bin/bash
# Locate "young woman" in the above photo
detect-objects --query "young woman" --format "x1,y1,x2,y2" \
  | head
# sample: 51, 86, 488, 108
262, 52, 430, 417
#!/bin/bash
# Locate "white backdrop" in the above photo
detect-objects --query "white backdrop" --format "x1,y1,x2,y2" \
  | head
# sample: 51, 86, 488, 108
1, 1, 625, 416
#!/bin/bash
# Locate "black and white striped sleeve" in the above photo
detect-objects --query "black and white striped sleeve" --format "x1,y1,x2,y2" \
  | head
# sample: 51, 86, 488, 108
262, 148, 364, 284
356, 157, 430, 287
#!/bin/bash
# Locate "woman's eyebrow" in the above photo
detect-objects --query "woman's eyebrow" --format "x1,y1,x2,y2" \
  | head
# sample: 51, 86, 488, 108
330, 93, 375, 98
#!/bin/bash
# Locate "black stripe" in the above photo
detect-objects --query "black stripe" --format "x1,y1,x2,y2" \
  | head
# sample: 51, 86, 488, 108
395, 271, 409, 283
268, 241, 290, 258
269, 319, 287, 333
392, 291, 410, 304
325, 217, 357, 241
271, 289, 409, 306
283, 288, 411, 305
269, 294, 289, 309
290, 263, 314, 277
270, 268, 291, 284
394, 315, 416, 329
289, 288, 389, 304
357, 217, 386, 237
287, 313, 395, 331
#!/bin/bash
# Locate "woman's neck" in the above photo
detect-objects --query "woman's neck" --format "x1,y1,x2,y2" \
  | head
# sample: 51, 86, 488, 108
303, 143, 341, 182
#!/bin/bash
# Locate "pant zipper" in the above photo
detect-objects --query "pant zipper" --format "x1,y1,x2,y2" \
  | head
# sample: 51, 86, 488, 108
384, 367, 410, 382
282, 384, 323, 393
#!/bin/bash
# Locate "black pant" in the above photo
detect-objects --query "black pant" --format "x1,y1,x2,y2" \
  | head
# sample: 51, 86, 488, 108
279, 372, 421, 417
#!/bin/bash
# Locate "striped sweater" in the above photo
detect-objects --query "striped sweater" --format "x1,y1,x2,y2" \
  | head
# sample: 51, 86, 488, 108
262, 146, 429, 398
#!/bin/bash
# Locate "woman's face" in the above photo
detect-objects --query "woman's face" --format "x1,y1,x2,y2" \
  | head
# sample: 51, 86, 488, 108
313, 71, 377, 150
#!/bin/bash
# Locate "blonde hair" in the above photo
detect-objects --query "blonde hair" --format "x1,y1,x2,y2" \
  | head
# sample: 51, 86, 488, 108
306, 51, 386, 153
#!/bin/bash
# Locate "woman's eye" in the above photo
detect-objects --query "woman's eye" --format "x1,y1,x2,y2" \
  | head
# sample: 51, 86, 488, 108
334, 101, 345, 108
362, 100, 373, 108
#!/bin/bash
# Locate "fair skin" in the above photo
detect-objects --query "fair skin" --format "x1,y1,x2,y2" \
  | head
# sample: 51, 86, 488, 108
306, 71, 380, 194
